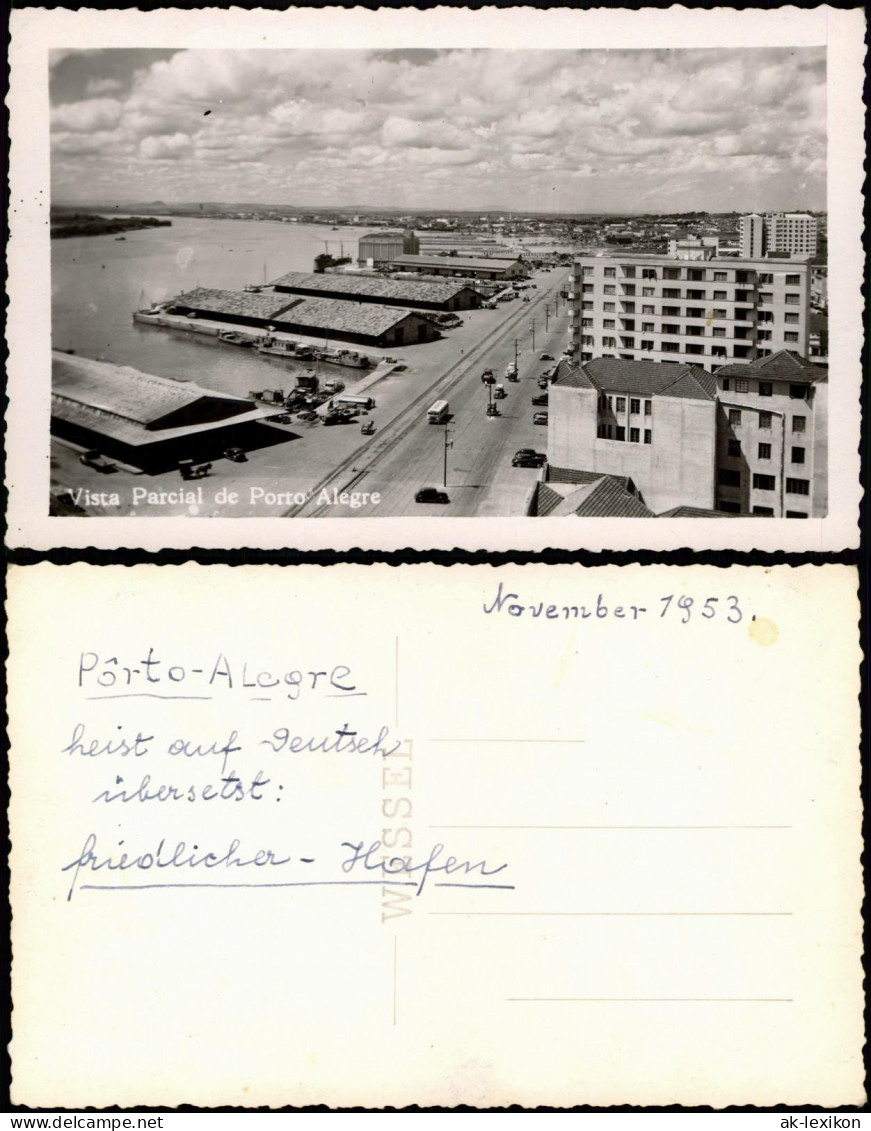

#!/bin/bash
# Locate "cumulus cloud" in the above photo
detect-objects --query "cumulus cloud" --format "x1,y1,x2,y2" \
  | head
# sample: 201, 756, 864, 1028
50, 46, 826, 211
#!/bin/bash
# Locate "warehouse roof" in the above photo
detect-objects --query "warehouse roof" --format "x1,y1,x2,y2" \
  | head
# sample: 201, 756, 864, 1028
171, 287, 296, 320
391, 254, 521, 273
537, 471, 654, 518
279, 296, 427, 336
52, 351, 274, 445
268, 270, 480, 304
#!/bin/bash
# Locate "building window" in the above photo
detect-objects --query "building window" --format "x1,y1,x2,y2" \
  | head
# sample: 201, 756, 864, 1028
685, 344, 703, 355
718, 468, 741, 487
597, 424, 607, 438
758, 381, 772, 397
604, 285, 616, 295
623, 285, 636, 296
687, 289, 705, 300
753, 506, 775, 516
630, 427, 640, 443
630, 398, 641, 414
623, 266, 636, 279
661, 306, 679, 316
642, 322, 654, 332
582, 318, 593, 328
687, 269, 704, 281
786, 510, 808, 518
604, 267, 616, 277
712, 327, 726, 338
785, 293, 800, 304
728, 439, 741, 457
583, 266, 594, 277
789, 385, 807, 400
713, 308, 727, 319
642, 287, 655, 297
644, 429, 652, 444
785, 312, 799, 323
619, 353, 635, 361
786, 477, 810, 496
686, 307, 705, 318
615, 397, 626, 412
785, 274, 801, 285
616, 426, 626, 441
603, 319, 615, 329
664, 267, 681, 280
642, 304, 655, 314
753, 473, 776, 491
583, 301, 593, 311
662, 342, 680, 353
718, 500, 741, 513
712, 290, 727, 300
784, 332, 799, 342
663, 288, 681, 299
791, 446, 806, 464
623, 302, 636, 313
602, 337, 616, 348
711, 346, 727, 358
642, 269, 657, 280
644, 401, 652, 416
622, 319, 635, 330
582, 284, 594, 293
714, 271, 728, 282
758, 273, 773, 285
759, 291, 773, 303
733, 378, 749, 393
662, 323, 680, 334
640, 340, 654, 351
604, 302, 616, 312
729, 409, 742, 427
759, 411, 772, 430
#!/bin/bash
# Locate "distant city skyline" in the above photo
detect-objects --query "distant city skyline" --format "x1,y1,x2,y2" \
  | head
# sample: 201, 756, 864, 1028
50, 47, 826, 213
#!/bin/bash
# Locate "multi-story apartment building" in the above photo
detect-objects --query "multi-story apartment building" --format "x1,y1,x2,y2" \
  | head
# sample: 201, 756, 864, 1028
547, 351, 827, 517
572, 253, 810, 372
740, 212, 818, 258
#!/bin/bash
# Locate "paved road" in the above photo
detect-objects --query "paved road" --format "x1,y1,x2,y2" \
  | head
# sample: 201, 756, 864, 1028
293, 270, 572, 518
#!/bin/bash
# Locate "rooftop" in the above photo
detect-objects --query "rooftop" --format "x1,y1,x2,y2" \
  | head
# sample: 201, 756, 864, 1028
172, 287, 296, 320
268, 270, 480, 304
279, 296, 428, 336
392, 254, 521, 272
715, 350, 825, 385
554, 357, 718, 401
574, 252, 809, 269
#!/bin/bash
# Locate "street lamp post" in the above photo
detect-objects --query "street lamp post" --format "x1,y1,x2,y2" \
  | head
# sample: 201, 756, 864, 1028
442, 423, 453, 488
530, 320, 536, 351
544, 303, 551, 332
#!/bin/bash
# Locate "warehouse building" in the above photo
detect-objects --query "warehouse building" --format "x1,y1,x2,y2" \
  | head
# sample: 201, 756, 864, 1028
573, 253, 810, 370
545, 352, 827, 517
390, 254, 527, 281
170, 288, 439, 347
268, 271, 483, 312
358, 230, 420, 266
51, 351, 282, 472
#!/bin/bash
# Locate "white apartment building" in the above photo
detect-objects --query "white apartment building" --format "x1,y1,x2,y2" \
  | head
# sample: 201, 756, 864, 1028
739, 212, 818, 258
572, 253, 810, 373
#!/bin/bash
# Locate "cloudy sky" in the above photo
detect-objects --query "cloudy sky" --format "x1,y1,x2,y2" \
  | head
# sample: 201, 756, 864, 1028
49, 47, 826, 212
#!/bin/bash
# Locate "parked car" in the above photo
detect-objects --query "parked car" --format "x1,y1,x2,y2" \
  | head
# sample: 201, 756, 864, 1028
540, 352, 554, 361
415, 487, 449, 504
224, 447, 247, 463
512, 451, 547, 468
538, 377, 550, 389
296, 410, 318, 421
532, 393, 548, 406
533, 411, 549, 425
486, 403, 501, 417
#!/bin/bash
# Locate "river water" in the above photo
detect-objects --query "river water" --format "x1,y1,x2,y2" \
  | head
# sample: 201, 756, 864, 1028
51, 216, 369, 398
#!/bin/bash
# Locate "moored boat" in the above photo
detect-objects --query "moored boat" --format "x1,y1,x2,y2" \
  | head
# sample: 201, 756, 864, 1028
218, 330, 257, 347
255, 335, 314, 360
315, 347, 371, 369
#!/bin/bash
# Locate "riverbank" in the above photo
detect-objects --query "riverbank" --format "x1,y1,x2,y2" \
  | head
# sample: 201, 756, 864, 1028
50, 214, 173, 239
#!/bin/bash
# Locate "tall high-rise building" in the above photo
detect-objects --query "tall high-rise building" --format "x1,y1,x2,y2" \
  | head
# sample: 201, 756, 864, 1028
739, 212, 818, 258
572, 253, 810, 373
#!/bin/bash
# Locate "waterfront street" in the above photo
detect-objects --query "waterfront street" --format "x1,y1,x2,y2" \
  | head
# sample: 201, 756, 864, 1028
50, 267, 571, 517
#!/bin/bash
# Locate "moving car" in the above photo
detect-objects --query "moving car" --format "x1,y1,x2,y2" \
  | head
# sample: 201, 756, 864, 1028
512, 450, 546, 468
540, 352, 555, 361
533, 411, 549, 425
415, 487, 449, 504
493, 384, 507, 399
